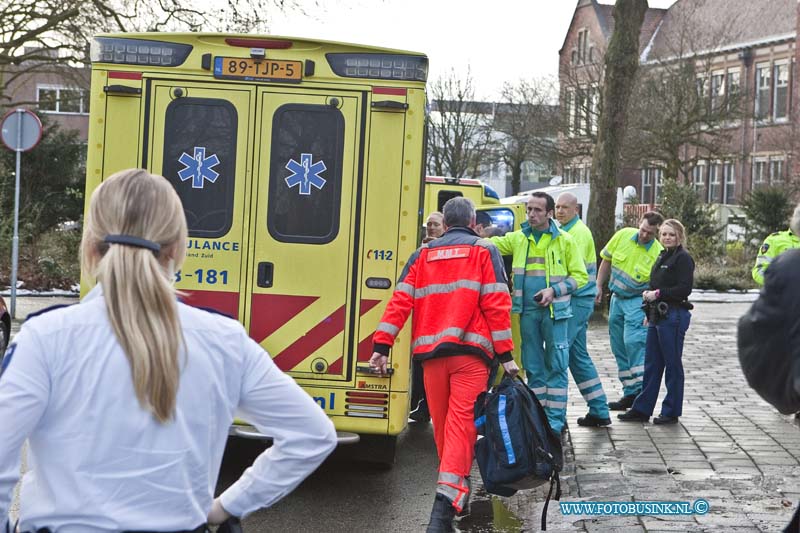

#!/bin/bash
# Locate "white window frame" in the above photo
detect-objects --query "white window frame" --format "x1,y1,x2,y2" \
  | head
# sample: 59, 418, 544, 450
708, 161, 721, 203
692, 162, 706, 193
723, 161, 735, 204
641, 168, 653, 203
710, 70, 725, 112
769, 157, 785, 184
653, 168, 664, 203
37, 84, 88, 115
772, 61, 789, 122
752, 158, 768, 189
755, 63, 771, 120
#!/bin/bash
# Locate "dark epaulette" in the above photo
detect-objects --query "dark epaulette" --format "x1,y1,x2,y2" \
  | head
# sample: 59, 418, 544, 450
190, 305, 235, 320
25, 303, 75, 322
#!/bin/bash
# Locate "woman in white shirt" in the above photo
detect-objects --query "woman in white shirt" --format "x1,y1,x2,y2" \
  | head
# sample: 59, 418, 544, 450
0, 169, 337, 533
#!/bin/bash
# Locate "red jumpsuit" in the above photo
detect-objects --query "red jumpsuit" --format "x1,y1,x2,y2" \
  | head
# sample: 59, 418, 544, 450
373, 226, 513, 512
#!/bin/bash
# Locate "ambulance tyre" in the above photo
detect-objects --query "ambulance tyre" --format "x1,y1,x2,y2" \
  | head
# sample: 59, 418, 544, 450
355, 434, 397, 469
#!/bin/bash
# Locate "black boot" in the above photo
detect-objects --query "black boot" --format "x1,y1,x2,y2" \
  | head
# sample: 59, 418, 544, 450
410, 399, 431, 423
426, 493, 456, 533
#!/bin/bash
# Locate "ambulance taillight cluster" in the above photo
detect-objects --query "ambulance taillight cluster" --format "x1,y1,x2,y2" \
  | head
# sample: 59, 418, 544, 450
326, 53, 428, 81
90, 37, 192, 67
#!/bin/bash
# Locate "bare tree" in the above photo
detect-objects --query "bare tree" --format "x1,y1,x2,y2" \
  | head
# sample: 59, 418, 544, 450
558, 56, 606, 162
588, 0, 648, 251
623, 1, 745, 183
426, 69, 495, 180
492, 78, 560, 194
0, 0, 309, 104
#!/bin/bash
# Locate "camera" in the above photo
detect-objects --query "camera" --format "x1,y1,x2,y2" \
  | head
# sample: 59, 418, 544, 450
641, 300, 669, 323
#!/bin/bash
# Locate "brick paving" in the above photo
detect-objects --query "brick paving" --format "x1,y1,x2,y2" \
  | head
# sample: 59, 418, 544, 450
512, 301, 800, 532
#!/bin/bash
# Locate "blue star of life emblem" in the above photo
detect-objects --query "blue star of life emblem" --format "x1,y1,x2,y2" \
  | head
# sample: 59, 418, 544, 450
177, 147, 220, 189
285, 153, 327, 195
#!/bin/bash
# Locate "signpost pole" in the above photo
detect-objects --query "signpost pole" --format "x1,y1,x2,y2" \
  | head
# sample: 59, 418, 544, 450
10, 109, 23, 319
1, 107, 41, 319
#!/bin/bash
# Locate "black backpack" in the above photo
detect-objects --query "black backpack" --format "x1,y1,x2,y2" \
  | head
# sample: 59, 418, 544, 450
474, 375, 563, 530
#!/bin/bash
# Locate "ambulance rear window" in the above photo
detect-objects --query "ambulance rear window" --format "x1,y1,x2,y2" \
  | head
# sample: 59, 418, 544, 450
162, 97, 237, 238
267, 104, 344, 244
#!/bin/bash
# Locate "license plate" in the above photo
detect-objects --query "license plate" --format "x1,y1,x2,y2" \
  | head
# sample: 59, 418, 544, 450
213, 57, 302, 83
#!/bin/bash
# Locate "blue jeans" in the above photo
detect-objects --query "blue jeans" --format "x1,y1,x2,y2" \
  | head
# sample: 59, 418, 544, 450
631, 306, 691, 417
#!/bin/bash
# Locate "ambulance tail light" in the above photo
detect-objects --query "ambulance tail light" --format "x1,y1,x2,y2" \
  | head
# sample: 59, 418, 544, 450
345, 391, 389, 419
91, 37, 192, 67
326, 53, 428, 82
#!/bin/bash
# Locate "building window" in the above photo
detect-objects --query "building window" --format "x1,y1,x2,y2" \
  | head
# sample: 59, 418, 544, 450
571, 50, 577, 64
752, 159, 767, 189
566, 88, 576, 137
653, 168, 664, 203
577, 29, 588, 63
773, 63, 789, 121
37, 86, 89, 114
582, 165, 590, 184
696, 76, 707, 99
726, 68, 740, 113
587, 86, 599, 134
710, 71, 724, 112
723, 161, 735, 204
641, 169, 652, 204
770, 158, 784, 184
588, 47, 594, 63
692, 163, 706, 195
708, 162, 721, 203
755, 64, 771, 120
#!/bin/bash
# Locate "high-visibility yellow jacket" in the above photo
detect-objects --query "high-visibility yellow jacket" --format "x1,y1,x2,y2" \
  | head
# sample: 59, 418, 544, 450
560, 215, 597, 298
491, 220, 588, 319
600, 227, 664, 298
752, 229, 800, 285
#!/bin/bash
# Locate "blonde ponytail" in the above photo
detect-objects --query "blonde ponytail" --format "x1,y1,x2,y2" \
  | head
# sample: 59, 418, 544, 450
81, 169, 188, 423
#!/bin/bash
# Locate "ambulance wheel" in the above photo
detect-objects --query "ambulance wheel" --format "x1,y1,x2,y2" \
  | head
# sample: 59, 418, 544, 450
355, 434, 397, 469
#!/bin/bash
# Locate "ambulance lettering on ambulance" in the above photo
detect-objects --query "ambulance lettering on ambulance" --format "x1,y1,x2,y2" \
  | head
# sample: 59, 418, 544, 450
186, 240, 240, 252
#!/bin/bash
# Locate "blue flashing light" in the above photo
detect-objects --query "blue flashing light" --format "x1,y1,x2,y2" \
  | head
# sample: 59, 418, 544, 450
483, 184, 500, 200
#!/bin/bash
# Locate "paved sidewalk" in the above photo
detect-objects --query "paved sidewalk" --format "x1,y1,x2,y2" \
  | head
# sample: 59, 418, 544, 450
513, 302, 800, 532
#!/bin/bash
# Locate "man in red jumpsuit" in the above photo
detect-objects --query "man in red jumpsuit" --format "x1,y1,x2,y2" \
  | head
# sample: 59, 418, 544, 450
370, 197, 519, 533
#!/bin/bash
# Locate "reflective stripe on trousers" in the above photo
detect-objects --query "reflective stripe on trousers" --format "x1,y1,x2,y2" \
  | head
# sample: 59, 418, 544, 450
608, 294, 647, 397
519, 308, 569, 433
567, 295, 609, 418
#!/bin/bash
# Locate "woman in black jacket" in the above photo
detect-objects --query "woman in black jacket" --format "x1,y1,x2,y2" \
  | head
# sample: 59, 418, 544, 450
619, 219, 695, 425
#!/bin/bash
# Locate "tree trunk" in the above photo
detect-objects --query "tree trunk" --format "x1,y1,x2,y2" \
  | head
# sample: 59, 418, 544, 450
589, 0, 648, 251
510, 161, 523, 195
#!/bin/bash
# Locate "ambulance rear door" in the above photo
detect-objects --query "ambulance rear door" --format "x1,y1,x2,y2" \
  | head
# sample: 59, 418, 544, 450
247, 88, 364, 384
145, 80, 254, 318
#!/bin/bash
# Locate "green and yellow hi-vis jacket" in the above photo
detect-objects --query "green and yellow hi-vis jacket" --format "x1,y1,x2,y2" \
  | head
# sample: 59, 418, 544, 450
752, 229, 800, 285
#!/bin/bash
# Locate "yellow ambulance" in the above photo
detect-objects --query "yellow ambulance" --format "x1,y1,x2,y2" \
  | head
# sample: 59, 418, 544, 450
82, 32, 428, 463
423, 176, 500, 216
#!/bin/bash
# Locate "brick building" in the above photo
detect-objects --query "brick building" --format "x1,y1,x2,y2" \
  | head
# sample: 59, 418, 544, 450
2, 53, 90, 141
559, 0, 798, 207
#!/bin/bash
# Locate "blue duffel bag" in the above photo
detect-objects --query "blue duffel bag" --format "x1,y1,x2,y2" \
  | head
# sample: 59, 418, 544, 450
474, 375, 563, 530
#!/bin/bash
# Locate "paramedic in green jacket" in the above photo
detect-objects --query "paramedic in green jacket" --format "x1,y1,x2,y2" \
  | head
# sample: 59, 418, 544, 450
596, 211, 664, 411
751, 205, 800, 285
555, 193, 611, 427
491, 192, 588, 434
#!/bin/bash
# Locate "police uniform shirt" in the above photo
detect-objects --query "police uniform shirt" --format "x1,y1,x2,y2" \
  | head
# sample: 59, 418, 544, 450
0, 285, 337, 533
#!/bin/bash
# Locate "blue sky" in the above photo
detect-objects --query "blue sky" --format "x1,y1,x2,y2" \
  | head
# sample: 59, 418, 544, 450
269, 0, 678, 99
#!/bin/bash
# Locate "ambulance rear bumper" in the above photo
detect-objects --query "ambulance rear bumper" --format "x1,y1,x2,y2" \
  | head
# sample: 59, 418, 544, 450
229, 424, 360, 445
